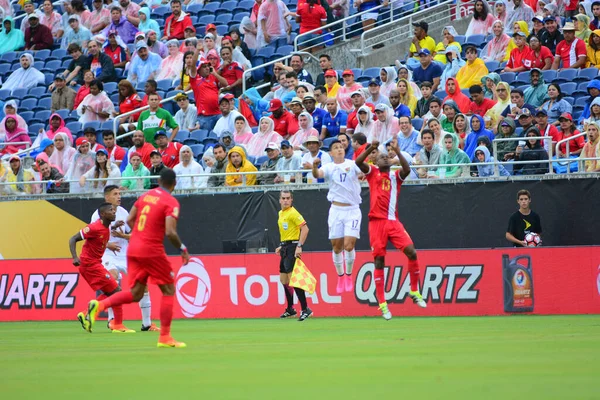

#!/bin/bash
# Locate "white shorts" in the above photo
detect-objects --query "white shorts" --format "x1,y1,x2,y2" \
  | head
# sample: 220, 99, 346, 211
328, 204, 362, 240
102, 254, 128, 275
360, 12, 379, 22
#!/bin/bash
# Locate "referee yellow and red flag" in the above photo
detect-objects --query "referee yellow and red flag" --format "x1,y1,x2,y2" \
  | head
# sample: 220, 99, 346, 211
289, 258, 317, 294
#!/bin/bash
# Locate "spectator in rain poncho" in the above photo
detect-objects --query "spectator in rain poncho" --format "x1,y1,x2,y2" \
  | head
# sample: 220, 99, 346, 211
439, 45, 465, 91
379, 67, 397, 98
371, 104, 400, 145
2, 53, 45, 92
466, 0, 496, 36
120, 151, 150, 190
473, 145, 510, 176
0, 116, 31, 155
79, 148, 121, 192
0, 17, 25, 55
290, 111, 319, 149
137, 7, 161, 39
246, 117, 283, 158
434, 132, 471, 178
233, 115, 254, 145
464, 114, 496, 159
354, 105, 376, 142
174, 145, 204, 190
481, 20, 511, 63
0, 101, 28, 138
156, 39, 183, 81
49, 132, 77, 174
127, 41, 162, 85
64, 137, 96, 193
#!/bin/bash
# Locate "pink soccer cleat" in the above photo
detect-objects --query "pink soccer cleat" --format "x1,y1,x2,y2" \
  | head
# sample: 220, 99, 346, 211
336, 275, 344, 294
344, 274, 354, 292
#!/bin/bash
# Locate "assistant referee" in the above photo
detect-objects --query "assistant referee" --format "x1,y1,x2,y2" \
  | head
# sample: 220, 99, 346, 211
276, 190, 312, 321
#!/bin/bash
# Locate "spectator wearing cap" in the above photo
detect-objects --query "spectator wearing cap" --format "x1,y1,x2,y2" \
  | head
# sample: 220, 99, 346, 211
87, 40, 117, 83
346, 89, 375, 135
301, 135, 331, 182
288, 96, 305, 121
51, 75, 77, 112
276, 55, 314, 85
540, 17, 564, 54
148, 150, 166, 189
552, 22, 587, 69
268, 98, 299, 138
366, 78, 391, 108
102, 130, 126, 167
154, 130, 182, 168
412, 49, 443, 92
528, 15, 547, 42
505, 0, 535, 36
500, 89, 537, 126
557, 112, 585, 157
20, 0, 40, 34
63, 15, 92, 50
503, 32, 531, 73
102, 7, 138, 44
174, 145, 204, 190
274, 140, 302, 183
302, 93, 328, 134
190, 44, 228, 131
522, 35, 553, 70
456, 45, 489, 89
257, 0, 291, 47
469, 85, 497, 117
516, 108, 536, 133
5, 155, 39, 195
207, 143, 229, 187
321, 97, 348, 140
25, 13, 53, 50
79, 148, 122, 193
126, 130, 157, 170
127, 41, 162, 85
214, 94, 243, 138
83, 127, 106, 152
174, 93, 199, 131
103, 30, 130, 69
407, 21, 436, 69
336, 70, 364, 112
256, 142, 282, 185
137, 93, 179, 146
324, 69, 341, 98
534, 109, 561, 153
120, 151, 150, 190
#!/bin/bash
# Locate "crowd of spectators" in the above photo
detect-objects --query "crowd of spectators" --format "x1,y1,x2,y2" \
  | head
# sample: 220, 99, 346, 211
1, 0, 600, 195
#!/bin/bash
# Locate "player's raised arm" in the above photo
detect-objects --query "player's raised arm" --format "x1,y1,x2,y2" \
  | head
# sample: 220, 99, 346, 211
389, 139, 410, 180
355, 140, 379, 173
311, 158, 324, 179
166, 216, 190, 265
69, 232, 84, 266
127, 205, 138, 230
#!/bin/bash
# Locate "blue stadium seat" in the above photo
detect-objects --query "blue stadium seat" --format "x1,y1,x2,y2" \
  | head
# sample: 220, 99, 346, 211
556, 69, 578, 83
563, 96, 575, 106
190, 129, 209, 143
561, 82, 577, 96
276, 44, 293, 55
237, 0, 254, 9
55, 109, 70, 120
221, 1, 238, 10
174, 130, 190, 143
574, 96, 589, 108
216, 25, 229, 36
104, 82, 118, 94
36, 98, 52, 112
361, 67, 380, 79
20, 98, 37, 111
323, 137, 337, 149
434, 90, 447, 98
484, 61, 499, 72
29, 123, 45, 134
0, 88, 10, 99
189, 144, 205, 157
189, 15, 198, 25
51, 49, 68, 59
186, 3, 203, 14
202, 2, 220, 13
1, 52, 18, 63
34, 61, 45, 71
100, 121, 114, 131
464, 34, 485, 48
197, 14, 215, 25
454, 35, 466, 45
412, 118, 423, 131
152, 5, 171, 17
44, 73, 54, 86
66, 121, 82, 135
232, 11, 248, 22
44, 60, 62, 71
257, 47, 274, 58
32, 110, 52, 125
110, 93, 119, 104
0, 63, 10, 76
25, 86, 47, 99
513, 72, 529, 85
83, 121, 101, 132
541, 69, 556, 82
576, 68, 599, 82
156, 79, 172, 91
499, 72, 515, 83
36, 49, 51, 60
216, 13, 233, 24
20, 111, 34, 123
9, 88, 28, 98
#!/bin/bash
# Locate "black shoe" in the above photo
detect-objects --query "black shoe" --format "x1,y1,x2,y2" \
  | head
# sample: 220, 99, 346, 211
280, 308, 297, 318
298, 308, 313, 321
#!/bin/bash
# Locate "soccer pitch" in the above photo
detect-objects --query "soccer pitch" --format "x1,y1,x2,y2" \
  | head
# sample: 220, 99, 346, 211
1, 315, 597, 399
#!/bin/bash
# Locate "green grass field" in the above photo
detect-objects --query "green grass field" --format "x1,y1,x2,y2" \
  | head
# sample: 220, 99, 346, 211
1, 315, 598, 399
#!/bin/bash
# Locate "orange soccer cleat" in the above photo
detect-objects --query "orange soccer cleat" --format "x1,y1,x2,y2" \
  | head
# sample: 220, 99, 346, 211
141, 323, 160, 332
111, 324, 136, 333
157, 335, 187, 348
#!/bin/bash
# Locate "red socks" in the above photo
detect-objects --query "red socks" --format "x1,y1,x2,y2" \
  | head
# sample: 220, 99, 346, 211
113, 305, 123, 325
100, 290, 134, 312
408, 259, 420, 292
374, 268, 385, 304
160, 295, 174, 337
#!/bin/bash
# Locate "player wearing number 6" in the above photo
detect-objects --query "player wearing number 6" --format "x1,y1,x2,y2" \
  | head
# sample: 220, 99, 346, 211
355, 139, 426, 320
79, 168, 191, 348
312, 139, 363, 294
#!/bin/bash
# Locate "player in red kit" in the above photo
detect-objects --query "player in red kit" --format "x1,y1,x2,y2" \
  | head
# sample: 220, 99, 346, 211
355, 139, 427, 320
71, 203, 134, 333
81, 169, 191, 348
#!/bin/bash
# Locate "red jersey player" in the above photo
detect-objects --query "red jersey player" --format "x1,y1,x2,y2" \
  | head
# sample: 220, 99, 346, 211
71, 203, 135, 333
355, 139, 427, 320
81, 168, 191, 348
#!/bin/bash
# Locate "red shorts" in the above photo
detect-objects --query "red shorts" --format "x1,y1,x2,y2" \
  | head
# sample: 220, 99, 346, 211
127, 254, 174, 288
368, 219, 413, 257
79, 264, 119, 294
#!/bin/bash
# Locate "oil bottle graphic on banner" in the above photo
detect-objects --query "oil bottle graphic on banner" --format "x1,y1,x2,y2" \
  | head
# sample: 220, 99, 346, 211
503, 255, 534, 313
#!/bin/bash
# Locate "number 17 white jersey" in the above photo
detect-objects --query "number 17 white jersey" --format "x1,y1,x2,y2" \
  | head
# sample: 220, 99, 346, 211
322, 160, 363, 206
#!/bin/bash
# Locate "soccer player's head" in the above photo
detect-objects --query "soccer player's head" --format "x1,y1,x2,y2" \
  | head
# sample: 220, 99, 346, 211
329, 140, 345, 161
98, 202, 116, 222
104, 185, 121, 206
376, 152, 391, 172
159, 168, 177, 192
279, 190, 293, 210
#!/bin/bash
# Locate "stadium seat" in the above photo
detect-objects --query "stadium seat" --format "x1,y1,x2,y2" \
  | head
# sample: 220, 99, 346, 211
104, 82, 118, 94
257, 47, 274, 58
216, 25, 229, 36
434, 90, 447, 98
464, 34, 485, 48
44, 73, 54, 86
238, 0, 254, 9
574, 96, 589, 109
1, 52, 17, 63
256, 155, 268, 166
152, 5, 170, 17
513, 72, 529, 85
454, 35, 466, 45
499, 72, 516, 83
100, 121, 114, 131
35, 98, 52, 112
44, 60, 62, 72
51, 49, 68, 59
563, 96, 575, 106
0, 63, 10, 76
232, 11, 248, 22
412, 118, 423, 131
186, 3, 203, 14
221, 1, 238, 9
174, 130, 190, 143
83, 121, 101, 132
190, 129, 209, 143
157, 79, 172, 91
556, 69, 578, 83
561, 82, 577, 96
484, 61, 499, 72
189, 144, 205, 157
20, 111, 34, 123
362, 67, 380, 79
541, 69, 557, 82
216, 13, 233, 24
20, 98, 37, 111
0, 88, 10, 99
9, 87, 28, 98
202, 2, 220, 13
32, 110, 51, 125
55, 109, 70, 120
26, 87, 47, 99
28, 123, 45, 134
197, 14, 215, 25
323, 137, 337, 149
576, 68, 599, 82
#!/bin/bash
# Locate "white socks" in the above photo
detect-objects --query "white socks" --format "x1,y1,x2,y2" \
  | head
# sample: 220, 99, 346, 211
332, 251, 344, 275
139, 292, 151, 327
344, 249, 355, 275
107, 307, 114, 322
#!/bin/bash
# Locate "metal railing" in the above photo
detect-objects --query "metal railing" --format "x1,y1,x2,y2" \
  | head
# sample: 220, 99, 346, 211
555, 132, 586, 158
241, 51, 319, 94
493, 136, 554, 177
354, 0, 452, 56
4, 158, 600, 198
0, 141, 31, 147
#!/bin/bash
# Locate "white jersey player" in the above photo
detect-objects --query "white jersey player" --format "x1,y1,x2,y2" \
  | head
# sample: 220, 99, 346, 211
91, 185, 158, 332
311, 139, 362, 294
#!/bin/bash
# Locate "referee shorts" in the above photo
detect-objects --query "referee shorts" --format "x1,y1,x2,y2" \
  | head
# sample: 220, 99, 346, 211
279, 241, 298, 274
